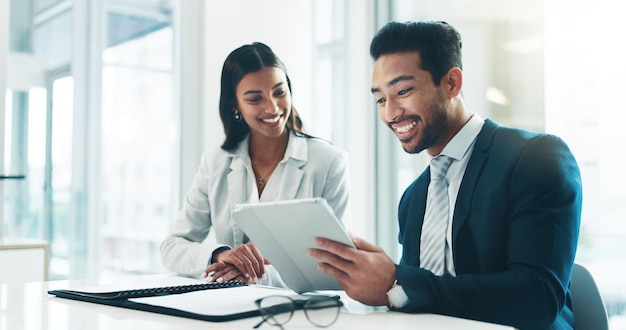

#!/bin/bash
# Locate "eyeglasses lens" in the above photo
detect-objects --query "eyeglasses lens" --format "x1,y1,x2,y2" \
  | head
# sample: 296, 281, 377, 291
257, 296, 295, 326
304, 297, 341, 327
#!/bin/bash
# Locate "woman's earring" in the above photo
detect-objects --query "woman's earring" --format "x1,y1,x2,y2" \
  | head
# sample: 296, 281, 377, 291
233, 110, 242, 121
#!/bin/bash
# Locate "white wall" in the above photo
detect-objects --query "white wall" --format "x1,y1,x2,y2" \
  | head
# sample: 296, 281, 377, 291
177, 0, 205, 205
343, 0, 377, 240
202, 0, 314, 150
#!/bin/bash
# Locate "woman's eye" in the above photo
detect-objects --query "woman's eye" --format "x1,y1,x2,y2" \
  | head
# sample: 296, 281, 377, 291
274, 90, 286, 97
248, 96, 262, 103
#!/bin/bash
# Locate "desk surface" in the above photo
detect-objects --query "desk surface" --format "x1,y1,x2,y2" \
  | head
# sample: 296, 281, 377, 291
0, 274, 514, 330
0, 237, 49, 249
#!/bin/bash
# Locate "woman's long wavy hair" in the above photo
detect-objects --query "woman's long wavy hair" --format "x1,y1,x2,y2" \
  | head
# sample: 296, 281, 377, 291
219, 42, 306, 151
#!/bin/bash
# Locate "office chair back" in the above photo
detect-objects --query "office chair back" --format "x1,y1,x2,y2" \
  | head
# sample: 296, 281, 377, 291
570, 263, 609, 330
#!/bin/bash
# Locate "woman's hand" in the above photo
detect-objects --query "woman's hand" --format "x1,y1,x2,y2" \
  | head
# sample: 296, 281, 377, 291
202, 262, 249, 283
202, 242, 266, 284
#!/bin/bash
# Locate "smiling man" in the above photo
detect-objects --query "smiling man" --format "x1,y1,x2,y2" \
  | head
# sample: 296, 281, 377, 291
308, 21, 583, 330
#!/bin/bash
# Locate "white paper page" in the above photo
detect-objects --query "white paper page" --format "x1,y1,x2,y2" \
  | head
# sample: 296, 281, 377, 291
130, 285, 296, 316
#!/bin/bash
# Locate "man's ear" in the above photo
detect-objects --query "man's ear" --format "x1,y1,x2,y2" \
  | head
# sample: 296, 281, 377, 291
444, 67, 463, 98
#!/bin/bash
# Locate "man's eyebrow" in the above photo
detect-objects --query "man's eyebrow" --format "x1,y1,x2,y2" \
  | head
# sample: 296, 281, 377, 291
371, 75, 415, 94
243, 82, 285, 95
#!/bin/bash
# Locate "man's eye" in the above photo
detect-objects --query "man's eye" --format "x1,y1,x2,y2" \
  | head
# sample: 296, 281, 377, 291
398, 88, 411, 96
376, 98, 386, 104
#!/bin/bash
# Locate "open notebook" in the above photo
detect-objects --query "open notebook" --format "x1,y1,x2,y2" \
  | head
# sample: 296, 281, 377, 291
48, 277, 340, 322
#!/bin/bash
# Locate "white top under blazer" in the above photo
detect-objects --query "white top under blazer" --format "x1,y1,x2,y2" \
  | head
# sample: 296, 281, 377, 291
160, 131, 351, 287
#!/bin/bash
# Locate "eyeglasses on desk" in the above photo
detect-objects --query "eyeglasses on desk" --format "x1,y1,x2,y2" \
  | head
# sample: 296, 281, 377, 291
253, 294, 342, 329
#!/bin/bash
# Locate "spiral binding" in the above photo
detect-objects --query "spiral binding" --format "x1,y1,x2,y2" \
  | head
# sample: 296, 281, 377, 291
57, 280, 246, 300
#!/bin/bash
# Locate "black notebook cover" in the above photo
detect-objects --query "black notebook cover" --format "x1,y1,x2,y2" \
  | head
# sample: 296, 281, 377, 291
48, 279, 341, 323
48, 281, 264, 322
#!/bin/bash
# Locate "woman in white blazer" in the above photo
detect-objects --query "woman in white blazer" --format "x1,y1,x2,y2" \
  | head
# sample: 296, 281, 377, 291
160, 42, 350, 287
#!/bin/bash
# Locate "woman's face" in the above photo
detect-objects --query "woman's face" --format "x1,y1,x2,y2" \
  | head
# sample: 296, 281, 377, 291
235, 66, 292, 140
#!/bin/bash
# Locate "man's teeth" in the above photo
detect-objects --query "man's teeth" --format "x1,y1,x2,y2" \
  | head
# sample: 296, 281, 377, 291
262, 116, 281, 123
395, 121, 416, 133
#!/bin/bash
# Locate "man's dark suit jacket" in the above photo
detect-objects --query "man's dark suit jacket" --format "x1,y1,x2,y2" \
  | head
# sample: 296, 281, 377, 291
395, 119, 582, 330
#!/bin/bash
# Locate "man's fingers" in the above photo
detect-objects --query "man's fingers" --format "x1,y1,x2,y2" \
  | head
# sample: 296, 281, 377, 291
314, 237, 357, 260
316, 261, 349, 284
308, 247, 351, 271
349, 234, 382, 252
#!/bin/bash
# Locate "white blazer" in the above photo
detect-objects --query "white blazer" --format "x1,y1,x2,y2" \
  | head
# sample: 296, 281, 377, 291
160, 131, 351, 287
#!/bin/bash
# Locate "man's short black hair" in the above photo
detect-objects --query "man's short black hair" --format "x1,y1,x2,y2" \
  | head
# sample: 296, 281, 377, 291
370, 21, 462, 85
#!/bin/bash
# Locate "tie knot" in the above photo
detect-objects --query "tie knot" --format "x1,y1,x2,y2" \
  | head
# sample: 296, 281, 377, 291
430, 155, 453, 180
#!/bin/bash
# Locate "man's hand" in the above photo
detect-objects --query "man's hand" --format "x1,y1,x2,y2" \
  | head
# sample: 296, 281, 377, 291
202, 242, 265, 284
308, 234, 396, 306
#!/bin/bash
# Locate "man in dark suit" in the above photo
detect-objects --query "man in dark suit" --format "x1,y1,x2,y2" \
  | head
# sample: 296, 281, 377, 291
308, 21, 582, 330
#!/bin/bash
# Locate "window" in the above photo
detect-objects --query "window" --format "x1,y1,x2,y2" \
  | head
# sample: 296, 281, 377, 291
312, 0, 346, 146
3, 0, 180, 280
99, 8, 176, 276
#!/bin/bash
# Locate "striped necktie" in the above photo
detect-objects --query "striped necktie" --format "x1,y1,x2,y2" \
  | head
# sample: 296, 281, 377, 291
420, 155, 453, 276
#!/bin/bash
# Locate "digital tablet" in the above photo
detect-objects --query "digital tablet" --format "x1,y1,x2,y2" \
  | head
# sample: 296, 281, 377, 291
232, 197, 354, 293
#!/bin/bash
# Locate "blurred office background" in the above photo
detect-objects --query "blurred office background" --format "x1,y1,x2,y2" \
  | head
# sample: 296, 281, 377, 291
1, 0, 625, 327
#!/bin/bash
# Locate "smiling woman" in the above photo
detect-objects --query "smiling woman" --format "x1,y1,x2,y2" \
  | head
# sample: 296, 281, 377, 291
236, 66, 291, 195
160, 42, 351, 289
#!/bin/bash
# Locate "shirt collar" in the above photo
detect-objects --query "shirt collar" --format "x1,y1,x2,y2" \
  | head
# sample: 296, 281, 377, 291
440, 113, 484, 161
231, 130, 307, 163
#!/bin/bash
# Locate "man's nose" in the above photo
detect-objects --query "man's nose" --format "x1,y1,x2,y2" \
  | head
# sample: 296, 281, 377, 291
381, 97, 403, 123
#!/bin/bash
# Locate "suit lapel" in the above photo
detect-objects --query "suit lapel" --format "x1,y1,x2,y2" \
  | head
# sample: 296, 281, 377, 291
452, 119, 498, 237
414, 170, 430, 227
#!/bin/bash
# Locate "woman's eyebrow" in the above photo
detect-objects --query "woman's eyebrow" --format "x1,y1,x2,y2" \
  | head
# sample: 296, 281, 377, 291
243, 82, 285, 95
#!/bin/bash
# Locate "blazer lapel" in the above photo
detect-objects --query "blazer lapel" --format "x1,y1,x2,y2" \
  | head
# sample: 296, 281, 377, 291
227, 147, 250, 245
277, 133, 306, 199
227, 157, 248, 206
452, 119, 498, 236
411, 170, 430, 240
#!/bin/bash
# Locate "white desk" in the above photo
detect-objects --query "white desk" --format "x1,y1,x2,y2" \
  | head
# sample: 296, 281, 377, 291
0, 237, 49, 284
0, 274, 513, 330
